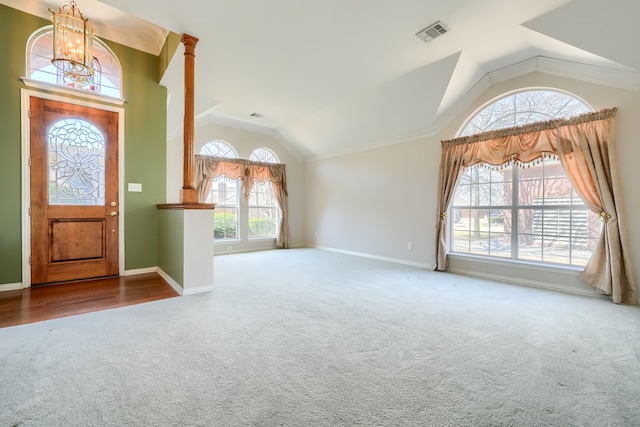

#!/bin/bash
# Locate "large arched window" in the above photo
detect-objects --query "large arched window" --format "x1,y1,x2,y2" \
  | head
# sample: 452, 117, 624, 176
450, 89, 599, 266
200, 141, 239, 240
27, 26, 122, 98
248, 148, 280, 239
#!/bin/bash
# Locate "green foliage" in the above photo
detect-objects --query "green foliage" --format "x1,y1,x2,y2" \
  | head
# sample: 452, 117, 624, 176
214, 212, 237, 239
249, 217, 277, 237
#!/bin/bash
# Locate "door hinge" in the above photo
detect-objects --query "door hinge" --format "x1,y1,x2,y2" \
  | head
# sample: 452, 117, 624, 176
28, 158, 31, 167
29, 255, 32, 265
28, 207, 31, 216
28, 109, 31, 118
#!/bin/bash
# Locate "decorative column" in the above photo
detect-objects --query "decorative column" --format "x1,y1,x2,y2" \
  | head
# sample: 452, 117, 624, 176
180, 34, 199, 204
157, 33, 215, 296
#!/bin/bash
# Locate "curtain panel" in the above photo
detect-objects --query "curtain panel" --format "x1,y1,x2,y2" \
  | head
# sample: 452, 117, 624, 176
195, 155, 290, 248
436, 108, 636, 304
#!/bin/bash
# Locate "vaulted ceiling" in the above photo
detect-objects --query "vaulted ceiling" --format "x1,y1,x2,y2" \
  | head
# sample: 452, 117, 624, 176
5, 0, 640, 160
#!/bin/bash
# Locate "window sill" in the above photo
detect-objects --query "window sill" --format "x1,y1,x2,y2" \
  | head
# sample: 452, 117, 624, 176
447, 252, 583, 275
21, 78, 126, 105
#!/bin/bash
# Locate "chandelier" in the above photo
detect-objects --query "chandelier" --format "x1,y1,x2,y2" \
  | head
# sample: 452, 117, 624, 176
49, 1, 94, 77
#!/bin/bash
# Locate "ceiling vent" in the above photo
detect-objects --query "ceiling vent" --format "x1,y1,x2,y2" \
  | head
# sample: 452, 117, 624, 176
415, 21, 449, 44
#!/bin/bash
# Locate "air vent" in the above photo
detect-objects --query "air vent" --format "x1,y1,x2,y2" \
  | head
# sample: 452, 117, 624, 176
415, 21, 449, 44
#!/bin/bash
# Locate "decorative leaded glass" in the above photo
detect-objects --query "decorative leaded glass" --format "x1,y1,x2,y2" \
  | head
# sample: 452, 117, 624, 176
48, 118, 106, 205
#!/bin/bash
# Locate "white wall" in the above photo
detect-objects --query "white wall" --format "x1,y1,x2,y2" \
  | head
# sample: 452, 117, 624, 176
167, 122, 305, 252
304, 71, 640, 296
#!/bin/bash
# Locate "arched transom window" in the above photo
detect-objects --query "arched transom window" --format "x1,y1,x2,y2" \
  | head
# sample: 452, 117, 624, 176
450, 89, 598, 266
249, 147, 278, 163
27, 26, 122, 98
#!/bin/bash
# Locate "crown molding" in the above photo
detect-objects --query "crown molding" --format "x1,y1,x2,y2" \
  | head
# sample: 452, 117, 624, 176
169, 56, 640, 163
306, 56, 640, 162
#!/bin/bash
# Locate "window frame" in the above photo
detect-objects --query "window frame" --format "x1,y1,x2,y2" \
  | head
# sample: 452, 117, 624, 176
248, 148, 280, 240
200, 141, 240, 242
449, 88, 597, 268
26, 25, 123, 99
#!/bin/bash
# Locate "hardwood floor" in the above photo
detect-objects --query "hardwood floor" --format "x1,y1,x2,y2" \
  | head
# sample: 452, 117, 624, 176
0, 273, 179, 329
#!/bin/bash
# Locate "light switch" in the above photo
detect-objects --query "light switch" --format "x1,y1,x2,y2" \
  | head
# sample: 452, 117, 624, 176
128, 183, 142, 192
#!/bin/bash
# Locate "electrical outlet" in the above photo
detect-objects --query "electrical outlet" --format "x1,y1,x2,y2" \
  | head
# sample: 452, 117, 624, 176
407, 242, 413, 250
226, 246, 233, 251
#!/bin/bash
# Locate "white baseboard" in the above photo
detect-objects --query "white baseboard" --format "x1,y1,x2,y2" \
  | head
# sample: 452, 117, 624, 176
123, 267, 157, 276
156, 268, 184, 296
155, 267, 214, 296
314, 245, 433, 270
0, 282, 24, 292
446, 267, 604, 299
183, 285, 215, 295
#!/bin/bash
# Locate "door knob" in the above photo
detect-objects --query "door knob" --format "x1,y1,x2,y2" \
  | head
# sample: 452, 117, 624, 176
107, 211, 118, 217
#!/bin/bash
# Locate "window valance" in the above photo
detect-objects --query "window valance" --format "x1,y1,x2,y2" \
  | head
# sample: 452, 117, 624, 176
436, 108, 636, 304
441, 108, 617, 168
195, 155, 289, 248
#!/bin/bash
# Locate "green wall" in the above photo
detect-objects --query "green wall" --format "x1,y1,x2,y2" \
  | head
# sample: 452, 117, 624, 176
157, 210, 185, 287
0, 4, 167, 283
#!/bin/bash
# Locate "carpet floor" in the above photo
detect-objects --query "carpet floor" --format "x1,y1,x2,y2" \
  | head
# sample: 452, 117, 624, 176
1, 248, 639, 426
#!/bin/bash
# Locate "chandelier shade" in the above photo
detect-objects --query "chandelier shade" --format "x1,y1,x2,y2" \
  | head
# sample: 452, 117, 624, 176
50, 1, 94, 77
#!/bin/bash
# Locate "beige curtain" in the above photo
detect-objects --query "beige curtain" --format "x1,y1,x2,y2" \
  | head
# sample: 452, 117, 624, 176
556, 115, 636, 304
436, 108, 637, 304
195, 156, 245, 202
194, 155, 290, 249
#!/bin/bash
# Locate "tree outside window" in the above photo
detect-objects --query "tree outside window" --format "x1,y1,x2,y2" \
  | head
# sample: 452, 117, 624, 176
451, 90, 600, 266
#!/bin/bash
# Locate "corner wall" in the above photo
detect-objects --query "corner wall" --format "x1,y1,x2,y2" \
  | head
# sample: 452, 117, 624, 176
304, 72, 640, 296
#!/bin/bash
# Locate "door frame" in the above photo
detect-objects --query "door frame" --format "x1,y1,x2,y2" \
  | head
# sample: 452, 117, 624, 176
21, 88, 125, 288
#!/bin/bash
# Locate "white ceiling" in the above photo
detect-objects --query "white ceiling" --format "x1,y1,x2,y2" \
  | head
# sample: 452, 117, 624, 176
5, 0, 640, 160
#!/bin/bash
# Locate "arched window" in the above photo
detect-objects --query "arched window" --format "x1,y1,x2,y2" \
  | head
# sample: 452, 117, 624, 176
250, 147, 278, 163
200, 140, 238, 158
248, 148, 280, 239
459, 89, 592, 136
27, 26, 122, 98
200, 141, 239, 240
450, 89, 599, 266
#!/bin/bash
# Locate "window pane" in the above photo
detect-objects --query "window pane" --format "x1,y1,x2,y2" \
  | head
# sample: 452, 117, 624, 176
200, 141, 237, 158
48, 118, 105, 206
451, 90, 593, 267
249, 148, 279, 163
517, 208, 540, 261
214, 207, 237, 240
453, 183, 471, 206
30, 29, 121, 97
478, 183, 491, 205
208, 177, 238, 205
249, 181, 279, 238
487, 232, 510, 258
452, 229, 471, 253
248, 207, 279, 238
209, 176, 239, 240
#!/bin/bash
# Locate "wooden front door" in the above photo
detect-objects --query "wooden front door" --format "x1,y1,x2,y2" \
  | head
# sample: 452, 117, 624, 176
30, 97, 119, 285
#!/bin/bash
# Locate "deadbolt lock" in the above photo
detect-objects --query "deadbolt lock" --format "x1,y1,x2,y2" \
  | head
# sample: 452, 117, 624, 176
110, 201, 117, 207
